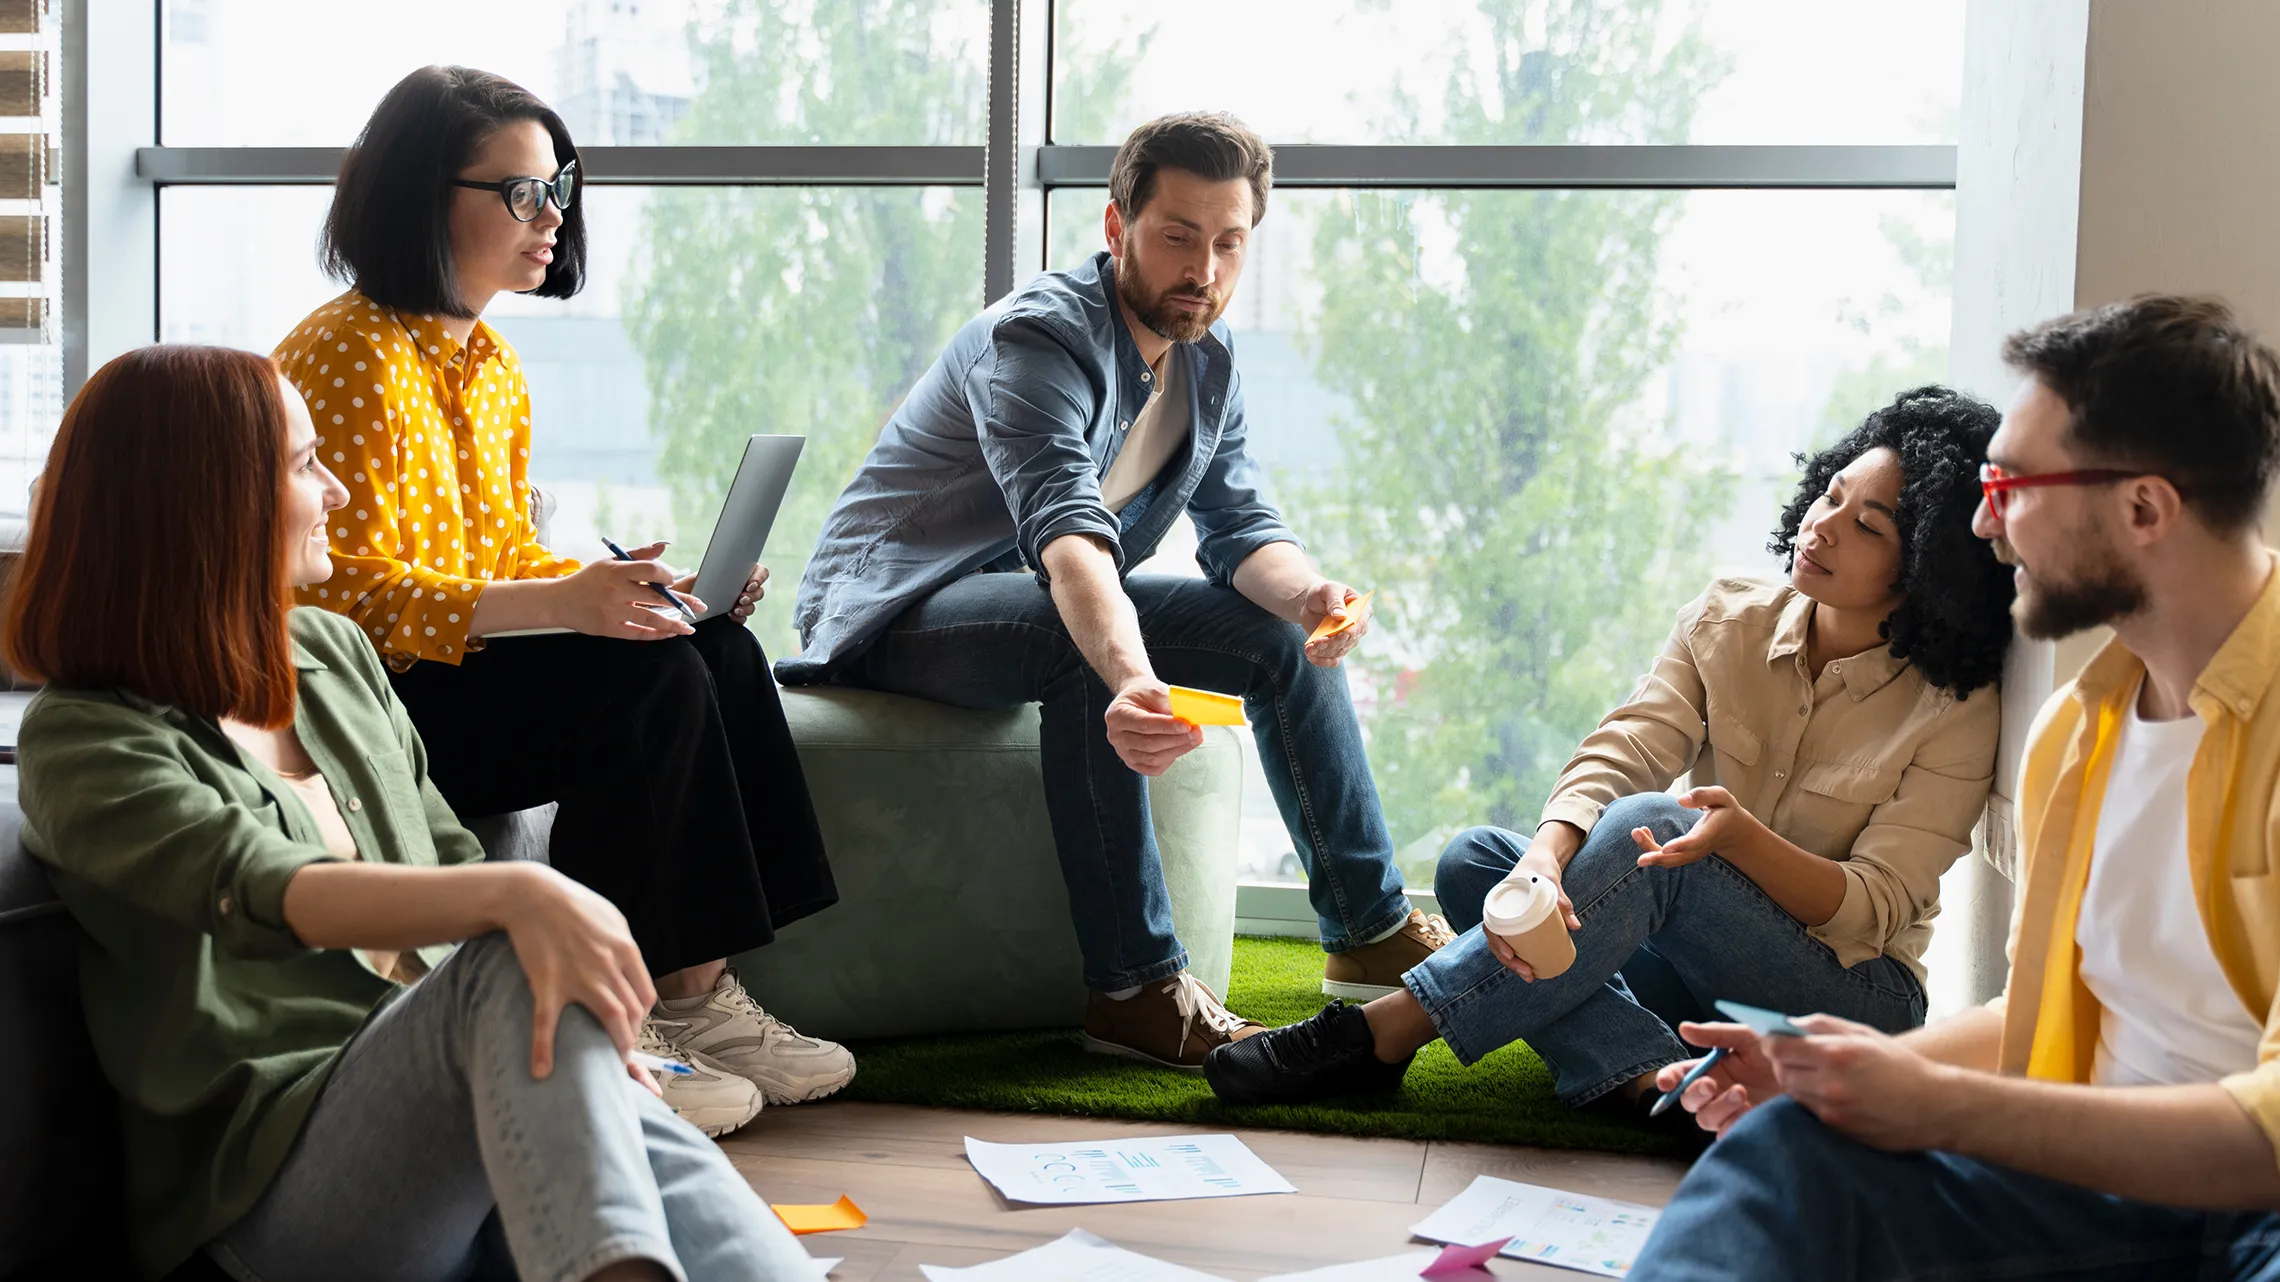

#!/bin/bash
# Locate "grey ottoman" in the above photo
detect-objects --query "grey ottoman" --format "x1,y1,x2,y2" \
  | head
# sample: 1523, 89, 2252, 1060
731, 686, 1242, 1040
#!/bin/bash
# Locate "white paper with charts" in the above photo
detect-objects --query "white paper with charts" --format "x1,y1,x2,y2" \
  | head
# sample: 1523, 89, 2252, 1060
961, 1134, 1296, 1205
1409, 1175, 1660, 1278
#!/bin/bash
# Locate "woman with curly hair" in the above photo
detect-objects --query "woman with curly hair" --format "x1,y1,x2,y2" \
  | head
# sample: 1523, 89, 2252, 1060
1204, 386, 2015, 1130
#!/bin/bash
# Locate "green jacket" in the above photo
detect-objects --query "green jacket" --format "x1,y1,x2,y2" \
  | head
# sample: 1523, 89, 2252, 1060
20, 607, 484, 1279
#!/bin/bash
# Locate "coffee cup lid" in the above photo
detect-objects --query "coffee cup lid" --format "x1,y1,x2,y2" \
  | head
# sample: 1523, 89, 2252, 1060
1483, 874, 1558, 933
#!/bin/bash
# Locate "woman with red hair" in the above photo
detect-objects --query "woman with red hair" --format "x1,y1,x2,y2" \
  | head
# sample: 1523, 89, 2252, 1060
10, 345, 816, 1280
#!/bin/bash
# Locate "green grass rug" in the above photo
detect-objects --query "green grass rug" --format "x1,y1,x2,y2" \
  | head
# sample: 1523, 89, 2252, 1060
841, 936, 1687, 1157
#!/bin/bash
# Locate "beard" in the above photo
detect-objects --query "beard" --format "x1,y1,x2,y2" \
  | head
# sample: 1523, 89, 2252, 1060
1997, 528, 2148, 640
1114, 240, 1225, 344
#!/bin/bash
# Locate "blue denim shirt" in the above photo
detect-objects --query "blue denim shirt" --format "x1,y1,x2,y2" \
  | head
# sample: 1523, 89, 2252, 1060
781, 251, 1298, 681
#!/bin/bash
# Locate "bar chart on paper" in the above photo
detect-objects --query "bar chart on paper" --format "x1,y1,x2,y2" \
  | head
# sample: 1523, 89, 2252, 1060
1410, 1176, 1661, 1278
962, 1134, 1297, 1206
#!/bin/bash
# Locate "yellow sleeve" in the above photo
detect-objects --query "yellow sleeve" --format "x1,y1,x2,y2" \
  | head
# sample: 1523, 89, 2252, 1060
498, 357, 579, 582
279, 323, 488, 665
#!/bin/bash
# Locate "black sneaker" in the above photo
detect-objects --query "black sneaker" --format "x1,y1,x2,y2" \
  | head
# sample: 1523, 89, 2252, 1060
1203, 1000, 1413, 1105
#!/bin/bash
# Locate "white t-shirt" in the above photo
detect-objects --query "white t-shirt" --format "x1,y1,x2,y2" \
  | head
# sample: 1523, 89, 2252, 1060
2076, 681, 2262, 1086
1098, 345, 1191, 514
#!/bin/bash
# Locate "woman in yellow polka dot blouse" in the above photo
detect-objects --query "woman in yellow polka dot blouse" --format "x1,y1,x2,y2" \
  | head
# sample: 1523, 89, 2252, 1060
276, 66, 852, 1126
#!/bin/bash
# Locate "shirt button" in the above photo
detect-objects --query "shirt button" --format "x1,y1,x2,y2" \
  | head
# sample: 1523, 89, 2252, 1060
1140, 371, 1152, 383
1119, 421, 1131, 432
1798, 705, 1808, 716
347, 797, 363, 813
217, 894, 232, 915
2240, 698, 2253, 713
1774, 771, 1787, 779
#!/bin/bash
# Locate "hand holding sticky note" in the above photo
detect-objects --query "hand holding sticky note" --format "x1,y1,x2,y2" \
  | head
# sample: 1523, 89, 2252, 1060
1308, 589, 1374, 643
1166, 686, 1245, 726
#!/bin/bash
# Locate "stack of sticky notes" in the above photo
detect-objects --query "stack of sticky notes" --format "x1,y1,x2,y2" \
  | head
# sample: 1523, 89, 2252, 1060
1167, 686, 1245, 726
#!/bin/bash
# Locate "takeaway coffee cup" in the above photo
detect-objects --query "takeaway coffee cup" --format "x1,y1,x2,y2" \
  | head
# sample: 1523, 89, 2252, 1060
1482, 873, 1575, 979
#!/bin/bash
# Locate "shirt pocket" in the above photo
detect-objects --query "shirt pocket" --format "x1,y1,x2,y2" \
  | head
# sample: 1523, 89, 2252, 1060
1705, 705, 1762, 780
1788, 760, 1903, 858
364, 748, 439, 867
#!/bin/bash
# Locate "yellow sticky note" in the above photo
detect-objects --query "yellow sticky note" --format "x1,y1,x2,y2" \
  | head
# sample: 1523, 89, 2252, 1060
1308, 589, 1375, 642
1167, 685, 1245, 726
771, 1194, 868, 1235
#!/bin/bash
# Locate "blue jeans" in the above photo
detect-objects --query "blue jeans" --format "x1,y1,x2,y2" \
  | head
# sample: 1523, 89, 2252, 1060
209, 934, 817, 1282
1632, 1097, 2280, 1281
844, 572, 1412, 991
1404, 792, 1925, 1106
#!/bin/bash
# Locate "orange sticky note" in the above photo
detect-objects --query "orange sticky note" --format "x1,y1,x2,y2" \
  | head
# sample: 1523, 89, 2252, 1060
1308, 589, 1375, 642
1167, 685, 1245, 726
770, 1194, 867, 1235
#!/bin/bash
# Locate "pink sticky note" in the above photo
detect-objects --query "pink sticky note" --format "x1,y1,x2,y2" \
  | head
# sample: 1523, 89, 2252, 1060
1421, 1237, 1513, 1276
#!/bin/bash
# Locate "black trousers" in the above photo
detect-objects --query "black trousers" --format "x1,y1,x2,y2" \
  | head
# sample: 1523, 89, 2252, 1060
388, 615, 834, 977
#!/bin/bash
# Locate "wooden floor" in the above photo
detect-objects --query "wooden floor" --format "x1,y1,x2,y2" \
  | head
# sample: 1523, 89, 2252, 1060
718, 1102, 1693, 1280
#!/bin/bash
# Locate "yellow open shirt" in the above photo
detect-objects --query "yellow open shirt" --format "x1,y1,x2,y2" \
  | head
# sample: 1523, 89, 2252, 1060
1997, 564, 2280, 1177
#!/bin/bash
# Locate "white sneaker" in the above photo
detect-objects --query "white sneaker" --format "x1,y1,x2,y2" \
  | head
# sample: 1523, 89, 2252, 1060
648, 969, 857, 1105
638, 1025, 764, 1137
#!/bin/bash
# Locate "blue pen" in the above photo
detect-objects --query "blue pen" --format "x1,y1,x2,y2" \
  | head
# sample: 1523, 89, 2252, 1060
631, 1050, 695, 1077
602, 537, 698, 626
1648, 1045, 1729, 1117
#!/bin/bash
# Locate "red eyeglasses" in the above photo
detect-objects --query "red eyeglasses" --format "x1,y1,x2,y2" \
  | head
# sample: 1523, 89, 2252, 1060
1977, 463, 2150, 519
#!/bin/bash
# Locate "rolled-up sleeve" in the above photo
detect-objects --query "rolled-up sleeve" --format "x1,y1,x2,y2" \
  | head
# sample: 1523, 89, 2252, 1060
1189, 358, 1298, 587
1540, 593, 1714, 836
1813, 684, 2001, 965
20, 703, 344, 960
972, 315, 1123, 577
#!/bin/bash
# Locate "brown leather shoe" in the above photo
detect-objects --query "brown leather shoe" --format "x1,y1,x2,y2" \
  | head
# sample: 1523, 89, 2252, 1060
1322, 910, 1456, 1000
1083, 972, 1264, 1073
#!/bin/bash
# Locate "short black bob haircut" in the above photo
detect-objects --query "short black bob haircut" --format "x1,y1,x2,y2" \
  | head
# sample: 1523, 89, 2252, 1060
321, 66, 586, 318
1769, 385, 2015, 700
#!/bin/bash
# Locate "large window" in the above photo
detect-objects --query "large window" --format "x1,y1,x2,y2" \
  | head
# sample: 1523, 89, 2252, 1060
104, 0, 1963, 899
162, 0, 989, 146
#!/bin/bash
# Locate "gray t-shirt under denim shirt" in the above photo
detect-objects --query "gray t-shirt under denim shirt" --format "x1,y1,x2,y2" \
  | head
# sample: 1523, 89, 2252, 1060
781, 251, 1297, 683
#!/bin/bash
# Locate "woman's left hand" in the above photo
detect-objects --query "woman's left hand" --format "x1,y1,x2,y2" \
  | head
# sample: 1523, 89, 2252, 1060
667, 562, 770, 624
1631, 786, 1767, 869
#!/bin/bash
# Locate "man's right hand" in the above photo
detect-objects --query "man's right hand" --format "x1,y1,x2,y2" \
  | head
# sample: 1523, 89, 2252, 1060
1105, 677, 1204, 777
1655, 1020, 1788, 1135
494, 864, 658, 1081
556, 540, 699, 640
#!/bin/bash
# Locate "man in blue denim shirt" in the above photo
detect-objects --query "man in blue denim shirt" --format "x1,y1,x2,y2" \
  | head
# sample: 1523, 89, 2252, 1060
785, 113, 1450, 1070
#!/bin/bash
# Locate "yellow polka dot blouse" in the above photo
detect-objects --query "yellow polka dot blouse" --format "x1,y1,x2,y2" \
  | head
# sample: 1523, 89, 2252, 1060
275, 290, 580, 667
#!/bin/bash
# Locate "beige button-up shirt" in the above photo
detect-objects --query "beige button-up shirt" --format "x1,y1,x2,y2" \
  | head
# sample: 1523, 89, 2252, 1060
1540, 576, 2002, 980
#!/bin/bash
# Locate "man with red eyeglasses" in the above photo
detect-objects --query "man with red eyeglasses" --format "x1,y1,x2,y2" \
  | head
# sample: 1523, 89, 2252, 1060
1629, 294, 2280, 1281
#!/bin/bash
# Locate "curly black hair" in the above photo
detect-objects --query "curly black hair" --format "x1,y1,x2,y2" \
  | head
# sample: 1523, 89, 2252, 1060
1768, 385, 2015, 699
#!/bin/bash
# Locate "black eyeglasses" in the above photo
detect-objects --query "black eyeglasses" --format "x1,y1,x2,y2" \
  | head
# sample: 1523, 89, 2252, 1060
451, 160, 578, 223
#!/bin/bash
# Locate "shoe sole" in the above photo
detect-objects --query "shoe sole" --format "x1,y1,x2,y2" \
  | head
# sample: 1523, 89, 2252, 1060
1321, 979, 1403, 1001
1082, 1034, 1206, 1075
754, 1061, 859, 1107
676, 1097, 765, 1138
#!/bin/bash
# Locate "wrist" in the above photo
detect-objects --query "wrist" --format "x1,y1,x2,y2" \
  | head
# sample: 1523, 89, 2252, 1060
1919, 1061, 1993, 1152
474, 861, 540, 933
1531, 820, 1585, 870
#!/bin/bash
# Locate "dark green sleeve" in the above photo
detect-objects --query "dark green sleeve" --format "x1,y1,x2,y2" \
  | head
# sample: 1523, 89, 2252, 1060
18, 700, 342, 959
